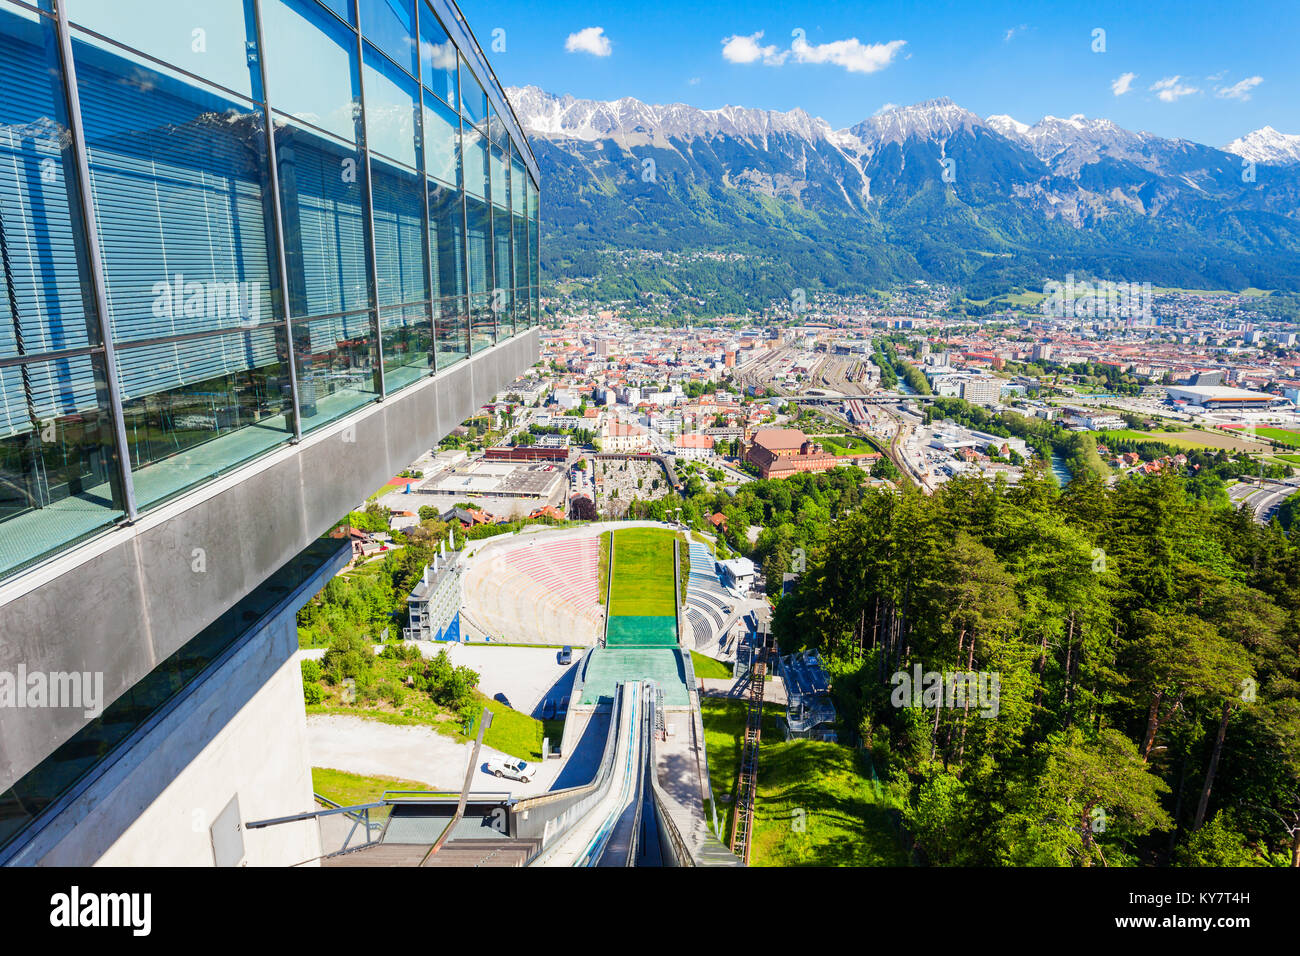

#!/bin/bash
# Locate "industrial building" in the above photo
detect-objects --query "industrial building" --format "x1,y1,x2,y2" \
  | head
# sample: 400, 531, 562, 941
1166, 385, 1285, 409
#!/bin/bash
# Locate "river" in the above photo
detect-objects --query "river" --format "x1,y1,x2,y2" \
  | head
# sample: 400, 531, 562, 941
1050, 451, 1073, 486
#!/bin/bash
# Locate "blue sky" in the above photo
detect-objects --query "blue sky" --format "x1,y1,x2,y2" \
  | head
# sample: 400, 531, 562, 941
458, 0, 1297, 146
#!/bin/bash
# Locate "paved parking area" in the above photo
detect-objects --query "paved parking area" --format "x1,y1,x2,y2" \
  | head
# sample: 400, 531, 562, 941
307, 714, 560, 797
440, 643, 584, 718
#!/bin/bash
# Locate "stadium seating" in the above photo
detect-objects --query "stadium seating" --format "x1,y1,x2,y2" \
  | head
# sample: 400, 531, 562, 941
499, 537, 601, 607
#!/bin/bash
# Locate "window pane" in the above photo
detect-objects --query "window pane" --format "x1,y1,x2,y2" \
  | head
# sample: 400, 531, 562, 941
418, 1, 457, 109
468, 292, 493, 353
274, 118, 369, 318
488, 104, 507, 147
465, 192, 490, 296
422, 95, 460, 188
261, 0, 360, 143
73, 37, 278, 344
363, 42, 420, 168
459, 53, 486, 127
0, 4, 99, 359
293, 311, 378, 430
66, 0, 262, 100
116, 325, 295, 508
0, 352, 123, 579
462, 125, 487, 200
513, 211, 526, 322
434, 295, 466, 369
358, 0, 416, 75
493, 203, 512, 333
428, 180, 463, 300
510, 155, 526, 216
371, 157, 427, 306
490, 144, 506, 209
318, 0, 354, 23
379, 303, 430, 392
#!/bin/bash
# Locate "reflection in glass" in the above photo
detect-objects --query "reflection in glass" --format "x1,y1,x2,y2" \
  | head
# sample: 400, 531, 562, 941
423, 95, 460, 188
462, 125, 487, 200
260, 0, 361, 143
362, 43, 420, 169
428, 180, 464, 301
0, 4, 99, 359
73, 38, 278, 344
371, 158, 427, 307
65, 0, 262, 100
468, 292, 494, 353
0, 352, 123, 579
493, 202, 513, 336
465, 192, 490, 296
418, 1, 458, 109
459, 53, 487, 128
358, 0, 416, 76
292, 310, 378, 430
115, 325, 294, 507
274, 118, 369, 319
434, 295, 467, 369
380, 304, 432, 392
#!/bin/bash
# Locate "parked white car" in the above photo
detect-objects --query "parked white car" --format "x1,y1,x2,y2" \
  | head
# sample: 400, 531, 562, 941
485, 757, 536, 783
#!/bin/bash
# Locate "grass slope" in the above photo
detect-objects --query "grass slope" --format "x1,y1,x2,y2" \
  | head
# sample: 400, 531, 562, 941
609, 528, 677, 617
701, 699, 907, 867
691, 651, 732, 679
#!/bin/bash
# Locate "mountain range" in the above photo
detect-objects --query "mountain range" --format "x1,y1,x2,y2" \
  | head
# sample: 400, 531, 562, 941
506, 86, 1300, 309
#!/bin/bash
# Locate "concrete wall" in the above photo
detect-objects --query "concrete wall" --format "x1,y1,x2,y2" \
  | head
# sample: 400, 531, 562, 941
0, 329, 538, 793
8, 595, 319, 865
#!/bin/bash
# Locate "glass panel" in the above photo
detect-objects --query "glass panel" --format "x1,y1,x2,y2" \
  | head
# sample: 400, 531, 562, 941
427, 180, 463, 300
531, 284, 538, 326
0, 352, 123, 579
379, 303, 430, 392
261, 0, 361, 143
464, 192, 490, 296
292, 310, 378, 430
434, 295, 466, 369
488, 104, 506, 147
358, 0, 416, 75
370, 157, 427, 307
468, 291, 493, 353
492, 203, 512, 334
274, 118, 369, 319
66, 0, 262, 100
458, 53, 486, 128
73, 37, 278, 343
510, 155, 526, 216
0, 4, 99, 360
116, 325, 294, 507
513, 211, 526, 325
318, 0, 354, 24
490, 144, 507, 209
462, 125, 487, 200
362, 43, 420, 168
418, 1, 457, 109
422, 95, 460, 188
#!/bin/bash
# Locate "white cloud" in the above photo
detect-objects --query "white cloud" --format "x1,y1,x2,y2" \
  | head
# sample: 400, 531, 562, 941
1111, 72, 1137, 96
565, 26, 612, 57
875, 103, 898, 115
1150, 75, 1199, 102
1003, 24, 1027, 43
721, 31, 787, 66
1216, 76, 1263, 101
790, 35, 906, 73
1206, 69, 1228, 82
688, 76, 701, 86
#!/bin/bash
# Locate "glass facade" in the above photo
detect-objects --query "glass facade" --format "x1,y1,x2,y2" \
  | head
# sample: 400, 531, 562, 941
0, 0, 539, 581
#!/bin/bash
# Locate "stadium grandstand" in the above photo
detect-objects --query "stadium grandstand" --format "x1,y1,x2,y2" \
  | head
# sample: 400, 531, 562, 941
776, 650, 838, 741
685, 540, 736, 650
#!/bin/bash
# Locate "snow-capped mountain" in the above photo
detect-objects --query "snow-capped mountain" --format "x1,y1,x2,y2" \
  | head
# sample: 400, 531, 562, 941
1225, 126, 1300, 165
506, 87, 1300, 296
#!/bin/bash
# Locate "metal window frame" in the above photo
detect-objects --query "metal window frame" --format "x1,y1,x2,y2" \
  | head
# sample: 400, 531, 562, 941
352, 6, 387, 398
51, 1, 137, 520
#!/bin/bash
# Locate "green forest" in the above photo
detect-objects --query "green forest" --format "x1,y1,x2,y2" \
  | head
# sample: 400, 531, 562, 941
770, 471, 1300, 866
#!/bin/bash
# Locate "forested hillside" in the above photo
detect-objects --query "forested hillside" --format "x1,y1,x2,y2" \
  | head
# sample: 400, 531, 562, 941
772, 473, 1300, 866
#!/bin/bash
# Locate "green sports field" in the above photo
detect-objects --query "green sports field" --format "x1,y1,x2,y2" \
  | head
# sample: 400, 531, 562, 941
1257, 427, 1300, 449
608, 528, 677, 617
